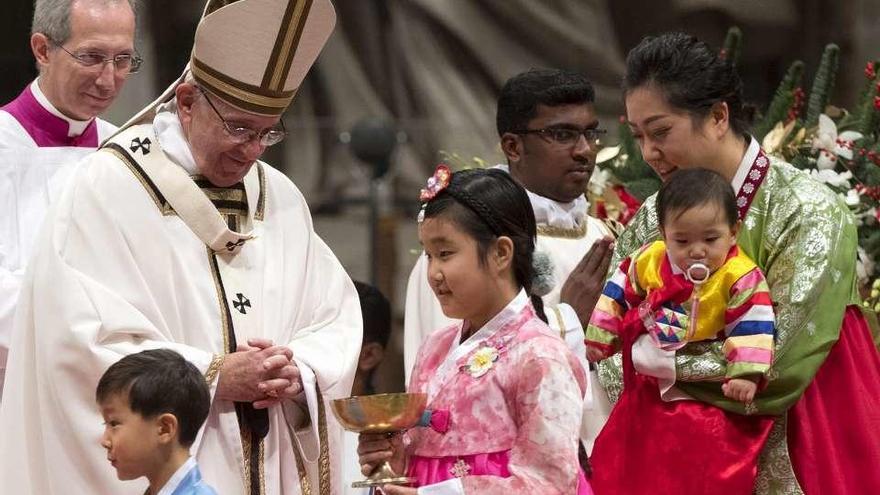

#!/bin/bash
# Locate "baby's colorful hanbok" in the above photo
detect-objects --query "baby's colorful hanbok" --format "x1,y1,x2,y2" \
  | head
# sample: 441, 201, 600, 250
587, 240, 778, 494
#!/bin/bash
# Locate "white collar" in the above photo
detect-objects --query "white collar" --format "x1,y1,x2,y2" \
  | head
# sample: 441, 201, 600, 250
494, 164, 588, 229
153, 109, 200, 175
427, 289, 528, 401
730, 137, 761, 194
31, 78, 93, 137
458, 288, 529, 347
156, 457, 197, 495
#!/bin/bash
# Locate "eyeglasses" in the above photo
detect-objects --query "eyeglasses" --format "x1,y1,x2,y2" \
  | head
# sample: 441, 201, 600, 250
51, 40, 142, 74
200, 90, 287, 147
514, 126, 607, 147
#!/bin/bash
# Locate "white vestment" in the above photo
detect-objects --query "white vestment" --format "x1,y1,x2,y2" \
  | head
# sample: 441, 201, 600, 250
403, 166, 613, 452
0, 114, 361, 494
0, 79, 116, 400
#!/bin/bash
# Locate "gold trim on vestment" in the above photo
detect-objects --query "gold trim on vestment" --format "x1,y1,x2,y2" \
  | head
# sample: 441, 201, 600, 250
290, 388, 332, 495
552, 306, 566, 339
292, 431, 313, 495
239, 422, 266, 495
241, 425, 253, 493
201, 187, 247, 203
207, 249, 231, 354
104, 147, 176, 216
317, 388, 331, 494
537, 222, 588, 239
258, 437, 266, 494
204, 354, 225, 385
255, 163, 267, 221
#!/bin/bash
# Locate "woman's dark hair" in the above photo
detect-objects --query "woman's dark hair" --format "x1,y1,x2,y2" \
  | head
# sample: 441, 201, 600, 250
657, 168, 738, 228
422, 168, 547, 323
96, 349, 211, 448
623, 32, 750, 138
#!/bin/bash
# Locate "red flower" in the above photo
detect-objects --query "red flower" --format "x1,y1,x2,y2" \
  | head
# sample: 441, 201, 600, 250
420, 164, 452, 202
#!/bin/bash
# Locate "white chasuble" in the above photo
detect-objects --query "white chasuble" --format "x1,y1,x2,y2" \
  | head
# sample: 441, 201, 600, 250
0, 121, 361, 495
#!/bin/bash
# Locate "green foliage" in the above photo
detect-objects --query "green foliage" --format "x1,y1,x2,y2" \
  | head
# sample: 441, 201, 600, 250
753, 61, 804, 140
855, 61, 880, 136
804, 44, 840, 128
721, 27, 743, 67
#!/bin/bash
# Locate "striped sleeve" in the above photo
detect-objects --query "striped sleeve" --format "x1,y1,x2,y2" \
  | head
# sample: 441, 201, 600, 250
722, 267, 776, 379
585, 257, 633, 359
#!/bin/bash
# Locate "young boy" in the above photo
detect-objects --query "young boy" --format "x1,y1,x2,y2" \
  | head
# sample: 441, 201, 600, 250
585, 168, 776, 403
96, 349, 217, 495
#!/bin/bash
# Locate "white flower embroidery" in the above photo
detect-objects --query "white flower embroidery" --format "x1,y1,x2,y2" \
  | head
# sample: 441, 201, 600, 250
749, 169, 761, 181
755, 156, 769, 168
466, 346, 499, 378
743, 183, 755, 194
737, 196, 747, 207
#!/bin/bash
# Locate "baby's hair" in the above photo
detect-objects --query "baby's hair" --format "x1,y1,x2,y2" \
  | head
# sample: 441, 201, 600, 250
422, 168, 547, 322
657, 168, 738, 228
96, 349, 210, 447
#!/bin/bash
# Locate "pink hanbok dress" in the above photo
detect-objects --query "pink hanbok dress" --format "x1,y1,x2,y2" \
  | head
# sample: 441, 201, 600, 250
406, 290, 592, 494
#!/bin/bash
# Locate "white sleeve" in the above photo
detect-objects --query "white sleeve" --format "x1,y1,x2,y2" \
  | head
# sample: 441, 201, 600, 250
418, 478, 465, 495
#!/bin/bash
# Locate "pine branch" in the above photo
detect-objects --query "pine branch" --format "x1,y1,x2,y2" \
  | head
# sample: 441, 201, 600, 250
721, 26, 743, 67
856, 61, 880, 136
753, 61, 804, 139
805, 44, 840, 129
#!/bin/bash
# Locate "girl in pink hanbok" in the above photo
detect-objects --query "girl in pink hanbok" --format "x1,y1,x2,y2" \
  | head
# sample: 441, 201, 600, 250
359, 165, 591, 494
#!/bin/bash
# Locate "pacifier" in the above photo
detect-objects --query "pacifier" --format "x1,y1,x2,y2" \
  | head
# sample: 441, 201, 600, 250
685, 262, 710, 285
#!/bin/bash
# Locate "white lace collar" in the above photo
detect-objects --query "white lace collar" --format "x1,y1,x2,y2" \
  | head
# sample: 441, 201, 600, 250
494, 164, 588, 229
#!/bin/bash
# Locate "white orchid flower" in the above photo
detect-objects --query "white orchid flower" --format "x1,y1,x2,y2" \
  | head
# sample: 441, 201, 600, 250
857, 247, 875, 283
843, 188, 861, 206
811, 114, 863, 170
588, 168, 612, 197
809, 168, 852, 188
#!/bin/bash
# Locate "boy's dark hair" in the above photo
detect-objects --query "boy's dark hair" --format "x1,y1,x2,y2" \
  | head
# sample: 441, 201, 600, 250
354, 280, 391, 348
96, 349, 211, 447
623, 32, 750, 138
657, 168, 738, 228
422, 168, 547, 323
496, 69, 595, 137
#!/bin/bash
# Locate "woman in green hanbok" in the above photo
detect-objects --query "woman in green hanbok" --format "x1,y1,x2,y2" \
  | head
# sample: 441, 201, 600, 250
589, 32, 880, 495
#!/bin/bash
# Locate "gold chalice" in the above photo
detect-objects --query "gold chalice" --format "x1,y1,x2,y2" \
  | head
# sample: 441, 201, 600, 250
331, 392, 427, 488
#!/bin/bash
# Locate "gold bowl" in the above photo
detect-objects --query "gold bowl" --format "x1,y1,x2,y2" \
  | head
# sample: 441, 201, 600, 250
331, 392, 427, 433
331, 392, 428, 487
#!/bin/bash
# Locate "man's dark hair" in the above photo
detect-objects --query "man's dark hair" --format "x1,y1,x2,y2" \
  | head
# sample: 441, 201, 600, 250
623, 32, 750, 138
96, 349, 211, 447
657, 168, 738, 228
354, 281, 391, 348
496, 69, 595, 136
